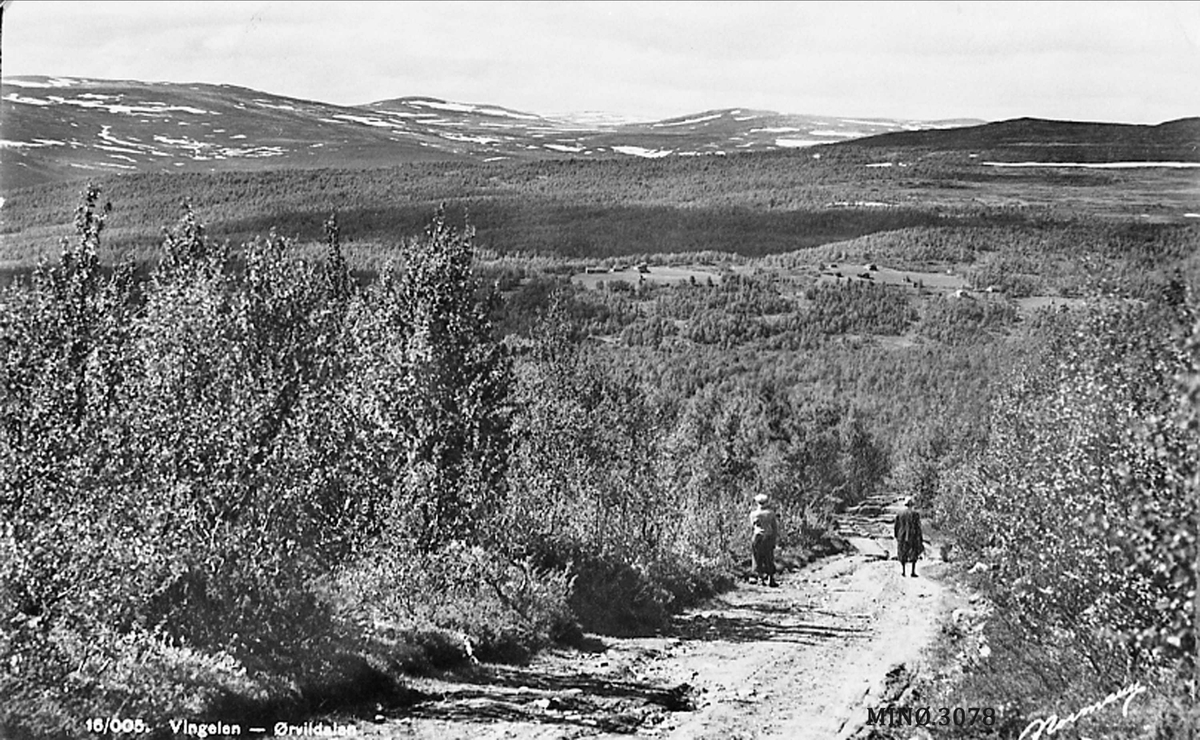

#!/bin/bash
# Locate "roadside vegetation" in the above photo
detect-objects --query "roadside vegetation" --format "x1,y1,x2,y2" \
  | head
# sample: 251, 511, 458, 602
1, 161, 1196, 737
913, 294, 1200, 739
0, 189, 879, 737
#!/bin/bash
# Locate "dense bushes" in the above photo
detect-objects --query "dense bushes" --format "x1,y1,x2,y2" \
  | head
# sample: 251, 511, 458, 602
499, 304, 891, 632
1, 189, 901, 732
934, 298, 1199, 733
804, 282, 916, 336
916, 295, 1018, 344
15, 174, 1191, 733
0, 192, 523, 734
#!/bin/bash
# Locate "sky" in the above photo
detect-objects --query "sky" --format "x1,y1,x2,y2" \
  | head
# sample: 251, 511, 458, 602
3, 1, 1198, 124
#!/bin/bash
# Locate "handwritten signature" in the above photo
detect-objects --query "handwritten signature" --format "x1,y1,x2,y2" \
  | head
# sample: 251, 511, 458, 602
1019, 682, 1147, 740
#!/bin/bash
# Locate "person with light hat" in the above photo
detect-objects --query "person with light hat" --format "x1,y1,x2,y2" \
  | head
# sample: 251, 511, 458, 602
893, 496, 925, 577
749, 493, 780, 587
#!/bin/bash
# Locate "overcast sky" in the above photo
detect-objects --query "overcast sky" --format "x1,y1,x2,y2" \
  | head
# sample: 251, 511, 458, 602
3, 1, 1198, 123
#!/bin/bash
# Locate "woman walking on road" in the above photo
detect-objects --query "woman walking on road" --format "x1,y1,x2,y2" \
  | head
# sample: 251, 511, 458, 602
894, 497, 924, 577
750, 493, 780, 587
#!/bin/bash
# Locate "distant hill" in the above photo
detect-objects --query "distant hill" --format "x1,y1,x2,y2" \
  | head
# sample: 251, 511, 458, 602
838, 117, 1200, 162
6, 76, 1192, 192
0, 75, 980, 189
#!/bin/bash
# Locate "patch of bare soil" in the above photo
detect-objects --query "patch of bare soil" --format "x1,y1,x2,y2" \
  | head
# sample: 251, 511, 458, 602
336, 541, 966, 740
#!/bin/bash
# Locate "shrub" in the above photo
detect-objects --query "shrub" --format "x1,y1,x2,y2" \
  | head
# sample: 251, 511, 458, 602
325, 541, 576, 664
936, 298, 1198, 728
0, 191, 515, 731
804, 282, 915, 335
917, 295, 1018, 344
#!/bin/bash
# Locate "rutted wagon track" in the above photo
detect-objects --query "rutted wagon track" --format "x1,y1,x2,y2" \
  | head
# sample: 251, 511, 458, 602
332, 499, 963, 740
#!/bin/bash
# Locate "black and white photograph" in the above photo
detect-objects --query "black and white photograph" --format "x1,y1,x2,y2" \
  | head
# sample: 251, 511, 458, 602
1, 2, 1197, 737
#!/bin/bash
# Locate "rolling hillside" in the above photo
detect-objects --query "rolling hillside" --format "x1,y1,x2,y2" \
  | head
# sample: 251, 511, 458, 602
844, 116, 1200, 163
0, 75, 978, 189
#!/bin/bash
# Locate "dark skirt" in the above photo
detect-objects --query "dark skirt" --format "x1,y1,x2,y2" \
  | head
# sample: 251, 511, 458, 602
894, 510, 924, 563
897, 539, 923, 563
752, 532, 777, 575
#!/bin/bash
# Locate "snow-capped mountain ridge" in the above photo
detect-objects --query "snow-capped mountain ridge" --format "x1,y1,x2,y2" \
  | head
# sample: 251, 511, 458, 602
2, 75, 985, 188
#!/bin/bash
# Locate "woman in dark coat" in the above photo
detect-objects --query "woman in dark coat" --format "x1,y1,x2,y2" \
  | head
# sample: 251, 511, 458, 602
893, 497, 924, 577
750, 493, 779, 587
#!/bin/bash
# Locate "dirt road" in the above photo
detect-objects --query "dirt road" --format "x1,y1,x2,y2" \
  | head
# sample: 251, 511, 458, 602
342, 541, 964, 740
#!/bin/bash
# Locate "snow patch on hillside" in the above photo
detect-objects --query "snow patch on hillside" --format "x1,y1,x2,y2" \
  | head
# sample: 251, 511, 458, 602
439, 132, 503, 144
0, 139, 65, 148
95, 143, 143, 155
612, 145, 673, 158
4, 93, 54, 106
984, 161, 1200, 169
809, 129, 865, 138
7, 77, 80, 88
330, 113, 405, 129
914, 121, 973, 130
4, 79, 55, 88
477, 107, 539, 120
221, 146, 286, 159
152, 134, 285, 160
254, 100, 299, 111
16, 94, 218, 116
548, 111, 645, 127
412, 100, 477, 113
653, 113, 723, 128
774, 138, 823, 148
99, 126, 146, 149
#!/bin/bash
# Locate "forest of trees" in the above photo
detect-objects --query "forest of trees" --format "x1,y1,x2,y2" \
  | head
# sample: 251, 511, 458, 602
13, 147, 1192, 275
1, 184, 1196, 737
0, 191, 895, 735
